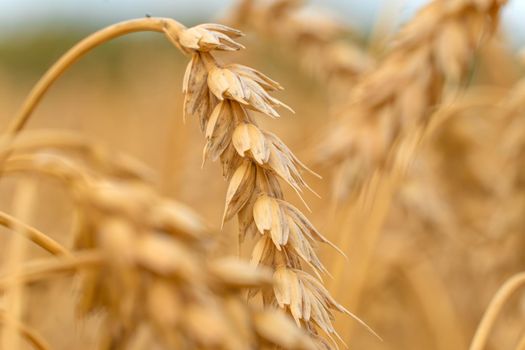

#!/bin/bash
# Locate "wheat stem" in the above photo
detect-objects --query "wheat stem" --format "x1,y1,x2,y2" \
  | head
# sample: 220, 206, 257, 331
0, 211, 70, 256
469, 272, 525, 350
5, 17, 184, 136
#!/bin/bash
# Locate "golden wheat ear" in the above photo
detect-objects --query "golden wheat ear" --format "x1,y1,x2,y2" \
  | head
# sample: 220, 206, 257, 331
176, 22, 362, 347
314, 0, 507, 197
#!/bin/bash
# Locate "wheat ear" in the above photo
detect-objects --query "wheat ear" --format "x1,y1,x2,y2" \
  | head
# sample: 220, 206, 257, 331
176, 23, 375, 347
0, 140, 317, 350
315, 0, 506, 195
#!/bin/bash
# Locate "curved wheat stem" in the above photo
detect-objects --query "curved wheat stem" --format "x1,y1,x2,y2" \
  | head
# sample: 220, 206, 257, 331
5, 17, 185, 135
469, 272, 525, 350
0, 211, 70, 256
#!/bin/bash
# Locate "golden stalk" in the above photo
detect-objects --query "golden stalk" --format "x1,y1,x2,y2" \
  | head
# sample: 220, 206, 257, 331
5, 17, 184, 135
469, 272, 525, 350
0, 211, 70, 256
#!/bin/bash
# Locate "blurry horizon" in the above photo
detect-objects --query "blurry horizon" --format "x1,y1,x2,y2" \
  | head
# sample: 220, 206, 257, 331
1, 0, 525, 48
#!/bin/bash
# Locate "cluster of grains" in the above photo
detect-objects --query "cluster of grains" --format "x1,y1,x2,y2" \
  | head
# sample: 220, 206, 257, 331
0, 134, 317, 350
170, 23, 355, 346
227, 0, 374, 97
314, 0, 506, 197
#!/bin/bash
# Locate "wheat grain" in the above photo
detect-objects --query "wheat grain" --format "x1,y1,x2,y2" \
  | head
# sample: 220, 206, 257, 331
0, 211, 69, 256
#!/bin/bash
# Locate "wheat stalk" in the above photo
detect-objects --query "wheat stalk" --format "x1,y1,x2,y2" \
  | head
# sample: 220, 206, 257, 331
315, 0, 506, 197
0, 211, 70, 256
469, 272, 525, 350
3, 18, 184, 135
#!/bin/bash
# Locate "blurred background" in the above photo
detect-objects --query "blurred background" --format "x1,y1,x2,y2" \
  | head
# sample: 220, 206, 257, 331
2, 1, 525, 350
1, 0, 525, 44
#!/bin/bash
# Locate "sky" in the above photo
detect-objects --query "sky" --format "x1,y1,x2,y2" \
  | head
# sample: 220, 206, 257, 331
1, 0, 524, 47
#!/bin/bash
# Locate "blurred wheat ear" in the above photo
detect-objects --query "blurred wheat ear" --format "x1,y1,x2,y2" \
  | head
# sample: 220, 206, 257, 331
0, 132, 318, 349
315, 0, 507, 197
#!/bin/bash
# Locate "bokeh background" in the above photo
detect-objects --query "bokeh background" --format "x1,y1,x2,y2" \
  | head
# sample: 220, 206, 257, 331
2, 0, 525, 45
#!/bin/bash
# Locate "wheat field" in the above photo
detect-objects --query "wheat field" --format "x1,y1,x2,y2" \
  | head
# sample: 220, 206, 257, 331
1, 0, 525, 349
